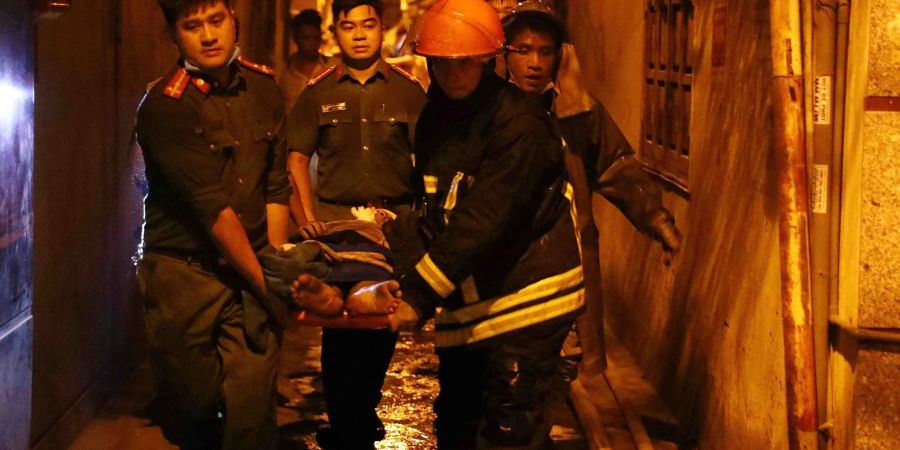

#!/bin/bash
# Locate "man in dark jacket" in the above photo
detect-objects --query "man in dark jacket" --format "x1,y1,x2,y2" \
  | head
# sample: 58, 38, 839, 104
387, 0, 584, 448
501, 0, 682, 378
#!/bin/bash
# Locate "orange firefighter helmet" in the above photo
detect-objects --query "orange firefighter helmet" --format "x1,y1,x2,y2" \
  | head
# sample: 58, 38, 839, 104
413, 0, 505, 59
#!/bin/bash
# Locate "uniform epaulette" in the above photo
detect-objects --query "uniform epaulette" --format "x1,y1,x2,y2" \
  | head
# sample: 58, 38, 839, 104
162, 68, 191, 99
389, 64, 419, 84
238, 57, 275, 77
146, 76, 164, 93
307, 65, 338, 87
191, 77, 211, 95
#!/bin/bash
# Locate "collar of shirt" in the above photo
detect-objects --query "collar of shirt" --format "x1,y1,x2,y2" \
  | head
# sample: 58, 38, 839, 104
336, 59, 389, 86
182, 46, 245, 94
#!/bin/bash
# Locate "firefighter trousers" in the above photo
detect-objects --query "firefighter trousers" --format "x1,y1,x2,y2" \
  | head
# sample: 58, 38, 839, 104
434, 319, 573, 449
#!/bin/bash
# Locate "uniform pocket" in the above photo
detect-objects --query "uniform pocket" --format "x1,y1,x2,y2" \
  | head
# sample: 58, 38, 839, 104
251, 121, 281, 143
373, 107, 409, 126
200, 122, 239, 153
318, 110, 354, 155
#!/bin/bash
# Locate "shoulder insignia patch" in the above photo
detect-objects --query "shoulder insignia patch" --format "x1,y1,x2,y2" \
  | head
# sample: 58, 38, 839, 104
389, 64, 419, 84
238, 57, 276, 77
145, 76, 164, 93
162, 68, 191, 99
307, 65, 338, 87
191, 77, 211, 95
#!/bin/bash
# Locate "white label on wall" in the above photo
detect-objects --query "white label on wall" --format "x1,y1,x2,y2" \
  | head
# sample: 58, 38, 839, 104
814, 76, 833, 125
811, 164, 829, 214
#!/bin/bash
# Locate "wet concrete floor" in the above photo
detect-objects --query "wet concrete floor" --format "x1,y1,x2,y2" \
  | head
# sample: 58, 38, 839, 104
68, 322, 586, 449
276, 322, 588, 450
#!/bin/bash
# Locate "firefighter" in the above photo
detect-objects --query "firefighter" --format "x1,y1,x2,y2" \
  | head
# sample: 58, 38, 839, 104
385, 0, 584, 447
285, 0, 426, 448
502, 0, 682, 378
134, 0, 291, 448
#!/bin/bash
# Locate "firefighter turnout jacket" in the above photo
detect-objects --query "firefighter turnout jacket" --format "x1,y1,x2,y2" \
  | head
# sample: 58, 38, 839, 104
389, 70, 585, 348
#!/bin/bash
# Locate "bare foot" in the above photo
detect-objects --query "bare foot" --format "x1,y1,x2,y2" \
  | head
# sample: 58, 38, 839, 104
345, 280, 402, 316
290, 274, 344, 317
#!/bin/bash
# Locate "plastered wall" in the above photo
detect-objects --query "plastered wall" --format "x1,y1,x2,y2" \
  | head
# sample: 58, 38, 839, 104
854, 0, 900, 447
859, 0, 900, 327
567, 1, 788, 447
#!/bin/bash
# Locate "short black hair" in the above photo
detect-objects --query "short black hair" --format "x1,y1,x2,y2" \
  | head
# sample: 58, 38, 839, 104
158, 0, 232, 27
331, 0, 384, 22
291, 9, 322, 33
504, 13, 564, 50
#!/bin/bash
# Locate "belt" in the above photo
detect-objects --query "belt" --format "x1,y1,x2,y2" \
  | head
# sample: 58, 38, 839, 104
144, 247, 227, 267
318, 194, 414, 210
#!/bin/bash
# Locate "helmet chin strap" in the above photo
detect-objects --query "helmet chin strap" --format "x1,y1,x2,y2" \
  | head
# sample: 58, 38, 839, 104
184, 45, 241, 73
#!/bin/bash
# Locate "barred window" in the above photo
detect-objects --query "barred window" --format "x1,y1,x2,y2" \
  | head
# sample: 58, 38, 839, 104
642, 0, 695, 191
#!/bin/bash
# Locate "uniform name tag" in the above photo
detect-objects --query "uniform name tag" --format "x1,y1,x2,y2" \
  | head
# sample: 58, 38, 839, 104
321, 102, 347, 113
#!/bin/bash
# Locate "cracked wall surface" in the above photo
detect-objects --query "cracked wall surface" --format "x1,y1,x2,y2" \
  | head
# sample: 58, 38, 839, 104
855, 2, 900, 447
859, 112, 900, 327
867, 0, 900, 96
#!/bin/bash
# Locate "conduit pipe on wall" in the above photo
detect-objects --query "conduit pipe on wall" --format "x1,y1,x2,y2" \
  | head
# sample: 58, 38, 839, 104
769, 2, 820, 449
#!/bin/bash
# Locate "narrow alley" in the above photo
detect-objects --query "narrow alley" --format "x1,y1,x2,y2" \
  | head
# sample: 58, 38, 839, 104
2, 1, 898, 449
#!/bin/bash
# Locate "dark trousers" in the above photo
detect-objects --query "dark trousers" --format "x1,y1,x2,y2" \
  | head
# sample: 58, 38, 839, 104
320, 328, 398, 446
138, 253, 279, 450
434, 320, 572, 450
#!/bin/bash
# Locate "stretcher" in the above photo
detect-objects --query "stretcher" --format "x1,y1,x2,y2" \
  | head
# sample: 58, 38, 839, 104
296, 310, 391, 329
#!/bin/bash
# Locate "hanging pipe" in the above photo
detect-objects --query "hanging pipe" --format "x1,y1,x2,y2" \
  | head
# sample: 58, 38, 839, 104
769, 1, 820, 449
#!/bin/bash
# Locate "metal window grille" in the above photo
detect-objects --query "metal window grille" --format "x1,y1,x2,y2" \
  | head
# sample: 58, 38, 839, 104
642, 0, 694, 191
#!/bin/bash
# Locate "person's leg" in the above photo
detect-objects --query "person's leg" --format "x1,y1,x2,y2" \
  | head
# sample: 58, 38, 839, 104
138, 253, 232, 449
478, 321, 573, 449
434, 345, 485, 450
319, 327, 398, 448
218, 293, 279, 450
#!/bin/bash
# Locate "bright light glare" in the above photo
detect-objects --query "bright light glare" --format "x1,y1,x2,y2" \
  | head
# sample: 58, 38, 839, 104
0, 79, 31, 135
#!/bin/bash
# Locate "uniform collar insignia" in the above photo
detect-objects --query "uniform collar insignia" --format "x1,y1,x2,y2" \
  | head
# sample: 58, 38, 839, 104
162, 68, 190, 99
191, 77, 211, 95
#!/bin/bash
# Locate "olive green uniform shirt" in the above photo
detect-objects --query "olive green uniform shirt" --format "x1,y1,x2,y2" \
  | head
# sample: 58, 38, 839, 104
287, 61, 426, 204
136, 61, 291, 257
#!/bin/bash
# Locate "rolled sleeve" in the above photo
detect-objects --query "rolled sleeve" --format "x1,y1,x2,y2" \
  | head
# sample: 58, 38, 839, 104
591, 104, 670, 233
136, 97, 230, 227
286, 88, 319, 156
267, 113, 292, 205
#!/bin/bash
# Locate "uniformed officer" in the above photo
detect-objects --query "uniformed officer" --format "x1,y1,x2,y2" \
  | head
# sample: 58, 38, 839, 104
135, 1, 290, 448
285, 0, 426, 448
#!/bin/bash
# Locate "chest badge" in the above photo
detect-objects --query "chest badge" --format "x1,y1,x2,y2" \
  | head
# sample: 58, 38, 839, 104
321, 102, 347, 113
